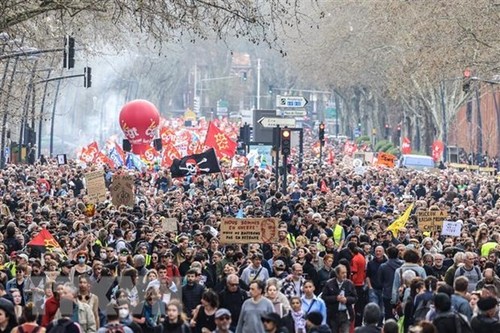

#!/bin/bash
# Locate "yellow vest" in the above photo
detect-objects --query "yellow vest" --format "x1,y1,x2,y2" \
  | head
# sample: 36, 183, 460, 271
481, 242, 498, 257
333, 224, 344, 245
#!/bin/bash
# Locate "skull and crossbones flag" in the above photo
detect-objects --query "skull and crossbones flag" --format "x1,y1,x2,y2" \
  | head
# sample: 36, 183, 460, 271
170, 148, 221, 178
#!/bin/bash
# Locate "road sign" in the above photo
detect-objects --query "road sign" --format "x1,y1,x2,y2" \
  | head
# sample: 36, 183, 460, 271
258, 117, 296, 128
276, 95, 308, 108
276, 109, 307, 116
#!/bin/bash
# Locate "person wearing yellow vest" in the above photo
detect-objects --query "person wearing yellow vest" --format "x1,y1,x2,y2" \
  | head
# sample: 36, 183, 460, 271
331, 220, 345, 249
481, 241, 499, 257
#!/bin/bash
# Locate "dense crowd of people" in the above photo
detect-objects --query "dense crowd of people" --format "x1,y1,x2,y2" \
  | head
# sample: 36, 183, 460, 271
0, 130, 499, 333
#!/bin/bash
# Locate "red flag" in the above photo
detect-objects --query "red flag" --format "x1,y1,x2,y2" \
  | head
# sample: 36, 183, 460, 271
27, 229, 62, 249
161, 146, 181, 167
204, 121, 237, 159
114, 142, 125, 162
343, 141, 358, 156
320, 180, 329, 193
79, 141, 99, 163
401, 137, 412, 155
328, 150, 335, 165
431, 140, 444, 162
141, 146, 159, 164
94, 151, 115, 168
160, 127, 176, 147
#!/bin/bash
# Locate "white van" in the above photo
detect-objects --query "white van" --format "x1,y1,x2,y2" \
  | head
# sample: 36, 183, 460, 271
398, 154, 435, 170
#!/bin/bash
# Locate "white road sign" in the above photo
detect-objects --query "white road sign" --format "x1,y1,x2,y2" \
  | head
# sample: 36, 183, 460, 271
276, 95, 308, 108
258, 117, 297, 128
276, 109, 307, 116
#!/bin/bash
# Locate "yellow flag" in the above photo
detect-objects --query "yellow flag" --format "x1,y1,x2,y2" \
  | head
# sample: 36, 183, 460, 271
386, 203, 414, 234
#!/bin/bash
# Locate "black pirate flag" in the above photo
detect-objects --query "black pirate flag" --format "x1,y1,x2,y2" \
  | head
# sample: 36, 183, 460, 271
170, 148, 221, 178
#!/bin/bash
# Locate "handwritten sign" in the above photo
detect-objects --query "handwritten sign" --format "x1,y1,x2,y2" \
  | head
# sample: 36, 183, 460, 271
377, 152, 396, 168
85, 171, 107, 203
111, 175, 135, 207
441, 221, 462, 236
417, 210, 448, 233
220, 218, 278, 244
161, 217, 178, 232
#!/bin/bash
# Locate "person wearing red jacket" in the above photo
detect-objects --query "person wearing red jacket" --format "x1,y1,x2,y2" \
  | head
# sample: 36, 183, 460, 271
348, 241, 367, 327
41, 282, 61, 327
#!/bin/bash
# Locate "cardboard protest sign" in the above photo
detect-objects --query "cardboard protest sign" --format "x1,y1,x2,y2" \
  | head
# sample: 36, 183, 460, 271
220, 218, 278, 244
85, 170, 107, 203
441, 221, 462, 237
417, 210, 447, 233
111, 174, 135, 207
161, 217, 178, 232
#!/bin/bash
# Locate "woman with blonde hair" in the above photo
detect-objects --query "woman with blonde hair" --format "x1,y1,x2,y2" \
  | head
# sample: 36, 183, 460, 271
265, 278, 291, 316
163, 299, 191, 333
11, 302, 46, 333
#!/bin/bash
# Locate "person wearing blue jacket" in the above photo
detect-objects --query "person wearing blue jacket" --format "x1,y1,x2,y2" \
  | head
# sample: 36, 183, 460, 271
376, 246, 402, 321
301, 280, 327, 325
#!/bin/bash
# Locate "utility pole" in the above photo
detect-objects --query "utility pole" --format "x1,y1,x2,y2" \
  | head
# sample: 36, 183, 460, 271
256, 58, 261, 109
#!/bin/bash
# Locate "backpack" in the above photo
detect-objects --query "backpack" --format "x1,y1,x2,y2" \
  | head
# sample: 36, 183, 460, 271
413, 298, 431, 322
457, 266, 481, 281
105, 323, 126, 333
434, 311, 473, 333
18, 326, 42, 333
48, 319, 73, 333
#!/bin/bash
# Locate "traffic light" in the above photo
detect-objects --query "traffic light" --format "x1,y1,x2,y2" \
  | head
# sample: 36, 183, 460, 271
384, 124, 390, 139
281, 128, 291, 155
239, 124, 251, 144
319, 122, 325, 144
268, 85, 273, 94
63, 35, 75, 69
463, 67, 471, 93
84, 67, 92, 88
396, 125, 401, 137
242, 72, 247, 81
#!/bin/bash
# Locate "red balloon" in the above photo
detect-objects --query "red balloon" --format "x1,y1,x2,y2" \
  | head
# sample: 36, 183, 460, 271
119, 100, 160, 155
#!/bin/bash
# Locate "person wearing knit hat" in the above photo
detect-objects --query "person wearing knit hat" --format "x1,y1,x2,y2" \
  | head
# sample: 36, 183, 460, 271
471, 296, 500, 331
305, 312, 330, 333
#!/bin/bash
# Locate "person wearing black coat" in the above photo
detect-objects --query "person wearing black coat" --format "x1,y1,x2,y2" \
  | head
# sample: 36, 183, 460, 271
321, 264, 357, 333
471, 296, 500, 333
218, 274, 248, 332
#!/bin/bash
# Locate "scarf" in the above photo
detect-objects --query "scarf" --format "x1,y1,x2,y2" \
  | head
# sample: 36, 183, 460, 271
291, 310, 306, 332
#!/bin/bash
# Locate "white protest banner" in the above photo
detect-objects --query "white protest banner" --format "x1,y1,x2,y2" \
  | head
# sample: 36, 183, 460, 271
441, 221, 462, 237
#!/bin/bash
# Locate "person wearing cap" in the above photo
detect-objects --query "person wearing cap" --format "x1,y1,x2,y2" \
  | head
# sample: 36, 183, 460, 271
213, 308, 233, 333
305, 311, 330, 333
471, 296, 500, 331
240, 253, 269, 286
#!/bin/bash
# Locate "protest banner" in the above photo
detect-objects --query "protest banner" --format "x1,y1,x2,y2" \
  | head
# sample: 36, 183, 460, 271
441, 221, 462, 237
417, 210, 448, 233
111, 174, 135, 207
85, 170, 107, 203
220, 217, 278, 244
377, 152, 396, 168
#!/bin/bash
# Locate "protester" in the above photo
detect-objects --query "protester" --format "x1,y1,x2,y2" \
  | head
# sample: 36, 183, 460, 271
3, 118, 500, 333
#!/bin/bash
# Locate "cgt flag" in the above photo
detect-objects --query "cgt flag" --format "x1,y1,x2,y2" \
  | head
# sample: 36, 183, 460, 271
170, 148, 221, 178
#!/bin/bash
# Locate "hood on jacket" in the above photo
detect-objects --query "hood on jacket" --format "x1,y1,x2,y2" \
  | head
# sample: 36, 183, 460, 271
387, 258, 403, 270
311, 324, 333, 333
